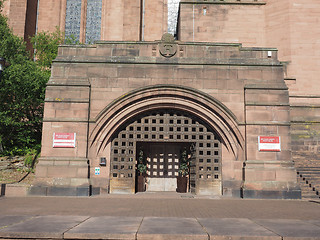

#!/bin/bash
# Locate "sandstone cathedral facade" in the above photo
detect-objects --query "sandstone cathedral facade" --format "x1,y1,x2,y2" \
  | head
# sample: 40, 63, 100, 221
3, 0, 320, 199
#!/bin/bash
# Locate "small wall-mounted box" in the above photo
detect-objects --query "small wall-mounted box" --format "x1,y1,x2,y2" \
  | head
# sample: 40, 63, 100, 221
100, 157, 107, 166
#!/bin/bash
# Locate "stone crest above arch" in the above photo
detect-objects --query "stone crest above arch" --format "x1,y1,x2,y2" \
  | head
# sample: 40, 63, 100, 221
90, 85, 244, 157
159, 33, 177, 58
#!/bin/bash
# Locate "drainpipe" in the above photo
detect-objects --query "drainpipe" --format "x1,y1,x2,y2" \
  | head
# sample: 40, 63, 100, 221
33, 0, 40, 61
35, 0, 39, 35
192, 4, 195, 41
140, 0, 145, 41
86, 82, 92, 195
242, 88, 248, 199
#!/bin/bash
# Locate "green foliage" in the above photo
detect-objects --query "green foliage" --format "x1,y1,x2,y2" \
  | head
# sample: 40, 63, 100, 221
137, 150, 147, 174
31, 27, 64, 70
64, 34, 83, 45
0, 2, 49, 156
31, 28, 84, 70
0, 4, 29, 66
0, 61, 49, 155
179, 148, 190, 176
24, 148, 38, 168
0, 1, 83, 156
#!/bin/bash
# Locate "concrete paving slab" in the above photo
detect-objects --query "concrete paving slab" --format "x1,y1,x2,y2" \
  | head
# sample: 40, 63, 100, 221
0, 215, 88, 239
254, 219, 320, 240
308, 220, 320, 227
1, 197, 320, 219
137, 217, 208, 240
198, 218, 281, 240
64, 216, 143, 240
0, 215, 33, 229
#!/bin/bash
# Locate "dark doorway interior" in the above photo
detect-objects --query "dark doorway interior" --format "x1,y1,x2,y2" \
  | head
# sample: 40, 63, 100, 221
136, 142, 192, 192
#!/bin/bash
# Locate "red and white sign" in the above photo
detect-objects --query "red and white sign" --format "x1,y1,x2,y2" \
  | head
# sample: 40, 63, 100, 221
258, 136, 281, 152
53, 133, 76, 148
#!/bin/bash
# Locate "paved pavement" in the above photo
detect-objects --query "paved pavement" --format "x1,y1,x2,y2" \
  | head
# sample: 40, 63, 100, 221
0, 193, 320, 239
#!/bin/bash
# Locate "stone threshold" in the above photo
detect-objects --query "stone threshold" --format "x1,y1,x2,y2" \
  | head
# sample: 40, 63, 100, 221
0, 216, 320, 239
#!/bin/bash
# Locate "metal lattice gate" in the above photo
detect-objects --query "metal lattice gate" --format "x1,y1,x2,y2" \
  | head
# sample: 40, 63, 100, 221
110, 109, 222, 194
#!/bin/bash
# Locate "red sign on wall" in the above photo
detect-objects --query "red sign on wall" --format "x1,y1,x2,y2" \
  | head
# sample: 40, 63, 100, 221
258, 136, 281, 152
53, 133, 76, 148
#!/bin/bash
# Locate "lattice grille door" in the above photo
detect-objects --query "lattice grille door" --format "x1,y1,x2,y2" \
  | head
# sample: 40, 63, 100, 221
147, 143, 180, 178
110, 109, 222, 194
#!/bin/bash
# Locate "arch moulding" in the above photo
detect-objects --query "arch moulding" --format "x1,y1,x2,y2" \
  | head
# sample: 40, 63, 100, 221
89, 85, 244, 159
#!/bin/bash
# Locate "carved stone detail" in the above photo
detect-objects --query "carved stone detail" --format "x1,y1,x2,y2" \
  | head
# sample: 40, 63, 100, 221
159, 33, 177, 58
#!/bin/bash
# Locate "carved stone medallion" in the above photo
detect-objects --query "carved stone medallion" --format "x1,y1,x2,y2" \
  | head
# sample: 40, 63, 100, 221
159, 33, 177, 58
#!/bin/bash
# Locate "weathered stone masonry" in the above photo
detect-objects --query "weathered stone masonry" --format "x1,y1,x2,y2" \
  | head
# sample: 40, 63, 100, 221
31, 38, 300, 198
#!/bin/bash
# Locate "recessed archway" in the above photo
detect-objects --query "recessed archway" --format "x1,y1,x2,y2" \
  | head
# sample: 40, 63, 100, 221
108, 109, 223, 194
89, 85, 245, 195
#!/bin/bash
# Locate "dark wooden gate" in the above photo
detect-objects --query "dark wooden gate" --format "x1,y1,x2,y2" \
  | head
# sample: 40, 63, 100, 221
110, 109, 222, 194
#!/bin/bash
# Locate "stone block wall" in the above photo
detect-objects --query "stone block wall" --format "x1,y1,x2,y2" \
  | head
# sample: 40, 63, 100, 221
290, 97, 320, 168
37, 0, 66, 33
36, 0, 162, 42
35, 38, 299, 198
178, 0, 266, 46
101, 0, 141, 41
3, 0, 28, 37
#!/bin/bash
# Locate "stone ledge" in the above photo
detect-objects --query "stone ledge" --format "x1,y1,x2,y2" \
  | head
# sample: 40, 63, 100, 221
54, 57, 281, 67
43, 118, 89, 123
181, 0, 266, 5
291, 121, 320, 124
245, 121, 291, 126
245, 84, 288, 90
246, 102, 290, 107
245, 160, 295, 167
2, 184, 30, 197
47, 78, 90, 87
28, 186, 90, 196
45, 98, 90, 103
38, 157, 89, 162
290, 95, 320, 98
290, 104, 320, 108
243, 189, 301, 199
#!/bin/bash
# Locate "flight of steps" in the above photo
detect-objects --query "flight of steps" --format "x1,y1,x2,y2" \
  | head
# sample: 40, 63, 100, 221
296, 167, 320, 200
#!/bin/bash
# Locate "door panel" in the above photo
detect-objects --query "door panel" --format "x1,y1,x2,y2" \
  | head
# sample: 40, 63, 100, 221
110, 110, 222, 195
148, 143, 180, 178
146, 143, 182, 191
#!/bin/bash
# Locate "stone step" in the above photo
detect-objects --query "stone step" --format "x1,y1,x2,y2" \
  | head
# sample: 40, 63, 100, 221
296, 165, 320, 168
297, 169, 320, 173
298, 182, 312, 189
302, 176, 320, 184
297, 171, 320, 175
299, 184, 311, 189
303, 189, 316, 195
296, 174, 320, 199
297, 167, 320, 170
298, 175, 320, 181
301, 195, 320, 200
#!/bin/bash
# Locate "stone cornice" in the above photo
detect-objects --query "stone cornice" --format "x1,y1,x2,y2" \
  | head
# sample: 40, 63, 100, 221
53, 57, 281, 67
55, 41, 280, 67
180, 0, 266, 5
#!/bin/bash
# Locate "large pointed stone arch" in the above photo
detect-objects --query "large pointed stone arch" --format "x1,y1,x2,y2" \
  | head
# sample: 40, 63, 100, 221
90, 85, 244, 158
88, 85, 245, 196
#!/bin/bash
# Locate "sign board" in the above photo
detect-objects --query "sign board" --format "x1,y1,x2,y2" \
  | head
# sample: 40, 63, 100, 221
95, 167, 100, 176
53, 133, 76, 148
258, 136, 281, 152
